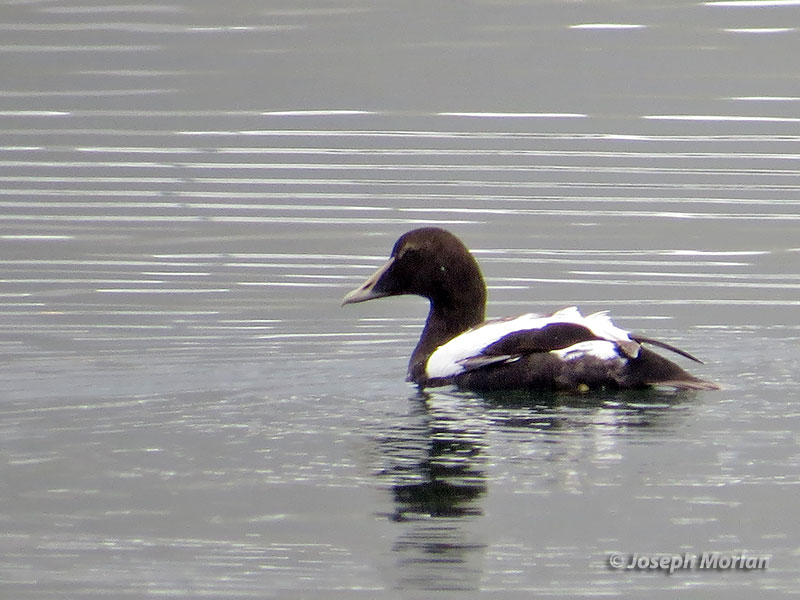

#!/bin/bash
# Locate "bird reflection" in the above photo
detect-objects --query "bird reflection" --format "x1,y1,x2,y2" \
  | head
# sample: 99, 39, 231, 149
371, 390, 489, 591
372, 386, 695, 591
377, 390, 488, 521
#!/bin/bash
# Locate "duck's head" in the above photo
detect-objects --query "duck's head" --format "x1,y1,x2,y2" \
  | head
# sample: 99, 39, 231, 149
341, 227, 486, 316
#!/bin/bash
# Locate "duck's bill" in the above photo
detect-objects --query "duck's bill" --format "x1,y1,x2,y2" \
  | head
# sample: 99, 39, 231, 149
341, 257, 394, 306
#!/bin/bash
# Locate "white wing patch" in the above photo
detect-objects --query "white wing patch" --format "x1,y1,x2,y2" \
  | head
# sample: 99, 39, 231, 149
551, 340, 622, 362
582, 310, 640, 358
425, 306, 637, 379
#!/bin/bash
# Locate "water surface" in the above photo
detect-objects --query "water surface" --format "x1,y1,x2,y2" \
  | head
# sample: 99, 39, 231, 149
1, 0, 799, 597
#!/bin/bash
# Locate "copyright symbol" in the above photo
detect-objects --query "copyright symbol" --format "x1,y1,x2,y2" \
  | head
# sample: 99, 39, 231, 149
608, 552, 625, 569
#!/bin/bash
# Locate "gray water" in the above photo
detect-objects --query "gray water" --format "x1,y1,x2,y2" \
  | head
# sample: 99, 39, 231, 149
2, 1, 800, 597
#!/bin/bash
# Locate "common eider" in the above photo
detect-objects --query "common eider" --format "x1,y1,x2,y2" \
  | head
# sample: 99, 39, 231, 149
342, 227, 719, 392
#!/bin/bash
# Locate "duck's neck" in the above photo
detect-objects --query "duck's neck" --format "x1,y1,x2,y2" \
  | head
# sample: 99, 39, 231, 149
407, 295, 485, 384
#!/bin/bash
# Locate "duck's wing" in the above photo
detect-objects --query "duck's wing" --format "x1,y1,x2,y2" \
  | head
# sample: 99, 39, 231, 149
504, 309, 704, 363
457, 321, 621, 373
425, 314, 597, 379
478, 321, 601, 356
581, 310, 704, 363
478, 322, 704, 366
423, 308, 715, 390
427, 310, 640, 379
476, 309, 643, 360
630, 334, 704, 364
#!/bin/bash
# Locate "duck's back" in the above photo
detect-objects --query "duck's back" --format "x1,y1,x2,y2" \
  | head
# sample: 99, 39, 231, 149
416, 307, 718, 391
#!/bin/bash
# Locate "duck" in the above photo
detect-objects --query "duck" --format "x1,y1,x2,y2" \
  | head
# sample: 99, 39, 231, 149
341, 227, 719, 392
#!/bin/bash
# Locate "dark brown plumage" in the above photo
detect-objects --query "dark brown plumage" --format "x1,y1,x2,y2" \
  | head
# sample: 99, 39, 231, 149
342, 227, 719, 392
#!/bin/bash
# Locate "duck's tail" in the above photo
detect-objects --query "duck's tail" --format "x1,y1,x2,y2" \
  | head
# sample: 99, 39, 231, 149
626, 347, 720, 391
654, 377, 721, 391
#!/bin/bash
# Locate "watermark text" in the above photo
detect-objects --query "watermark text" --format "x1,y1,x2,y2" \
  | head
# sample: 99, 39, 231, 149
607, 552, 769, 574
